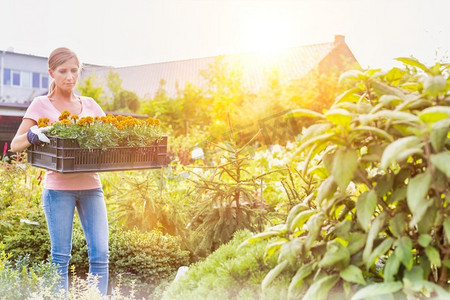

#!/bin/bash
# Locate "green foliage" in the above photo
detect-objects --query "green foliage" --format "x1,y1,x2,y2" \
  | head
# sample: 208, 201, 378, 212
113, 90, 141, 113
2, 214, 189, 298
76, 74, 107, 108
3, 209, 50, 264
186, 133, 284, 258
0, 154, 42, 240
108, 227, 190, 298
241, 58, 450, 298
0, 243, 62, 299
105, 169, 189, 236
162, 230, 289, 300
48, 114, 163, 149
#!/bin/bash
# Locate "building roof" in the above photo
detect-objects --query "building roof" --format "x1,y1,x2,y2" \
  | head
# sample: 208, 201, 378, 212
82, 35, 357, 99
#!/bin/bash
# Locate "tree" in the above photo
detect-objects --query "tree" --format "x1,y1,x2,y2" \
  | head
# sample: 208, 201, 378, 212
76, 74, 107, 108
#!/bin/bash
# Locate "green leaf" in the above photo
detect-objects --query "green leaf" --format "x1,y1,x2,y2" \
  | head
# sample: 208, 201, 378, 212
363, 212, 387, 264
334, 87, 362, 104
372, 110, 421, 123
303, 274, 339, 300
417, 281, 450, 299
384, 253, 400, 282
403, 266, 424, 287
367, 237, 394, 269
351, 281, 403, 300
380, 136, 422, 169
430, 118, 450, 152
347, 232, 367, 255
352, 126, 394, 142
242, 231, 279, 245
443, 219, 450, 244
395, 236, 413, 270
325, 109, 353, 126
286, 203, 309, 230
295, 132, 335, 155
423, 75, 446, 97
284, 108, 325, 119
395, 147, 423, 164
379, 94, 403, 106
389, 213, 406, 238
407, 171, 432, 226
384, 67, 406, 83
419, 106, 450, 123
262, 260, 289, 291
264, 241, 285, 261
319, 240, 350, 269
369, 79, 412, 101
304, 213, 326, 252
418, 234, 432, 247
287, 262, 314, 298
332, 148, 358, 191
395, 57, 429, 73
339, 70, 366, 84
356, 190, 377, 232
279, 238, 303, 265
430, 152, 450, 178
425, 246, 441, 267
289, 210, 316, 232
316, 176, 337, 206
340, 265, 366, 285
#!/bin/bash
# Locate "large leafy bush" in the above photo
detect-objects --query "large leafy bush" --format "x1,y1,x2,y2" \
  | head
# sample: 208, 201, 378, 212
241, 58, 450, 299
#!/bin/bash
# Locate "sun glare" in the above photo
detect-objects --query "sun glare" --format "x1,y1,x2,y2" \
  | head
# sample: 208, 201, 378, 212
243, 10, 293, 55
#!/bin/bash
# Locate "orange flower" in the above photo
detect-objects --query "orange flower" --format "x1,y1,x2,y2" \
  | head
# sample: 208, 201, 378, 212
37, 117, 50, 128
154, 119, 161, 126
60, 119, 71, 125
59, 110, 71, 121
77, 118, 87, 126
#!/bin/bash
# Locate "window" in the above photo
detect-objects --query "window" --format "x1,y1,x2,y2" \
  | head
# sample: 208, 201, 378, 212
32, 72, 40, 88
41, 76, 49, 89
21, 71, 31, 88
12, 71, 20, 86
3, 68, 10, 85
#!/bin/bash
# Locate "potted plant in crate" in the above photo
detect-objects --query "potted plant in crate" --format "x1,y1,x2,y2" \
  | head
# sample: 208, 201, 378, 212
27, 111, 168, 173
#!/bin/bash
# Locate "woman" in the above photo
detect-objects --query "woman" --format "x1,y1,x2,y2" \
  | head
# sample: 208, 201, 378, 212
10, 47, 109, 295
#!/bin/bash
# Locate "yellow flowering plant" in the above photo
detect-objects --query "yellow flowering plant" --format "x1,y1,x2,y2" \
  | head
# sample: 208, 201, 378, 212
38, 111, 163, 149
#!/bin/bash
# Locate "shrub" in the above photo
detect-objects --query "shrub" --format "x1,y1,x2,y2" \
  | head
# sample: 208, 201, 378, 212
0, 243, 61, 299
109, 227, 190, 298
3, 216, 190, 298
241, 58, 450, 299
162, 230, 289, 300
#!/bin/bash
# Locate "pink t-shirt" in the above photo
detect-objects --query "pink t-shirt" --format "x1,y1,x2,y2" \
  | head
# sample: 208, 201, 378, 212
24, 95, 106, 190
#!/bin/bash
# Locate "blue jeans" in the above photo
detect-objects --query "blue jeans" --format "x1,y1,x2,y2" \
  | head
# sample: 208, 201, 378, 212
42, 188, 109, 295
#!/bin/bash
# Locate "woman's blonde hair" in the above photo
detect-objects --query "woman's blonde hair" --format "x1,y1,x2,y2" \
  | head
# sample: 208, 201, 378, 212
47, 47, 80, 95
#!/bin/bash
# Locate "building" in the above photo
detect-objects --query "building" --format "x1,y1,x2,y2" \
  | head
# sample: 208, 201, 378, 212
0, 35, 359, 155
82, 35, 358, 99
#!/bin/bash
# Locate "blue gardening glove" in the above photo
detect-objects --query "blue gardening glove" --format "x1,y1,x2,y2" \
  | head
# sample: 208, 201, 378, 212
27, 125, 51, 146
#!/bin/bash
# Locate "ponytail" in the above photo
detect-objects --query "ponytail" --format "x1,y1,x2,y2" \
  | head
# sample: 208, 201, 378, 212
48, 80, 56, 97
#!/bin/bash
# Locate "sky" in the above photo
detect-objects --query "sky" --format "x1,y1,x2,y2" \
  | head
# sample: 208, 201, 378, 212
1, 0, 449, 70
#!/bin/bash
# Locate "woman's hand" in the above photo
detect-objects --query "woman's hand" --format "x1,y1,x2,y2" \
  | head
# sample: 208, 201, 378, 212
27, 125, 51, 145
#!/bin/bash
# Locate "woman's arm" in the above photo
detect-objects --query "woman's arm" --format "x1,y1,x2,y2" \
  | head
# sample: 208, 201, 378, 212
10, 118, 37, 152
